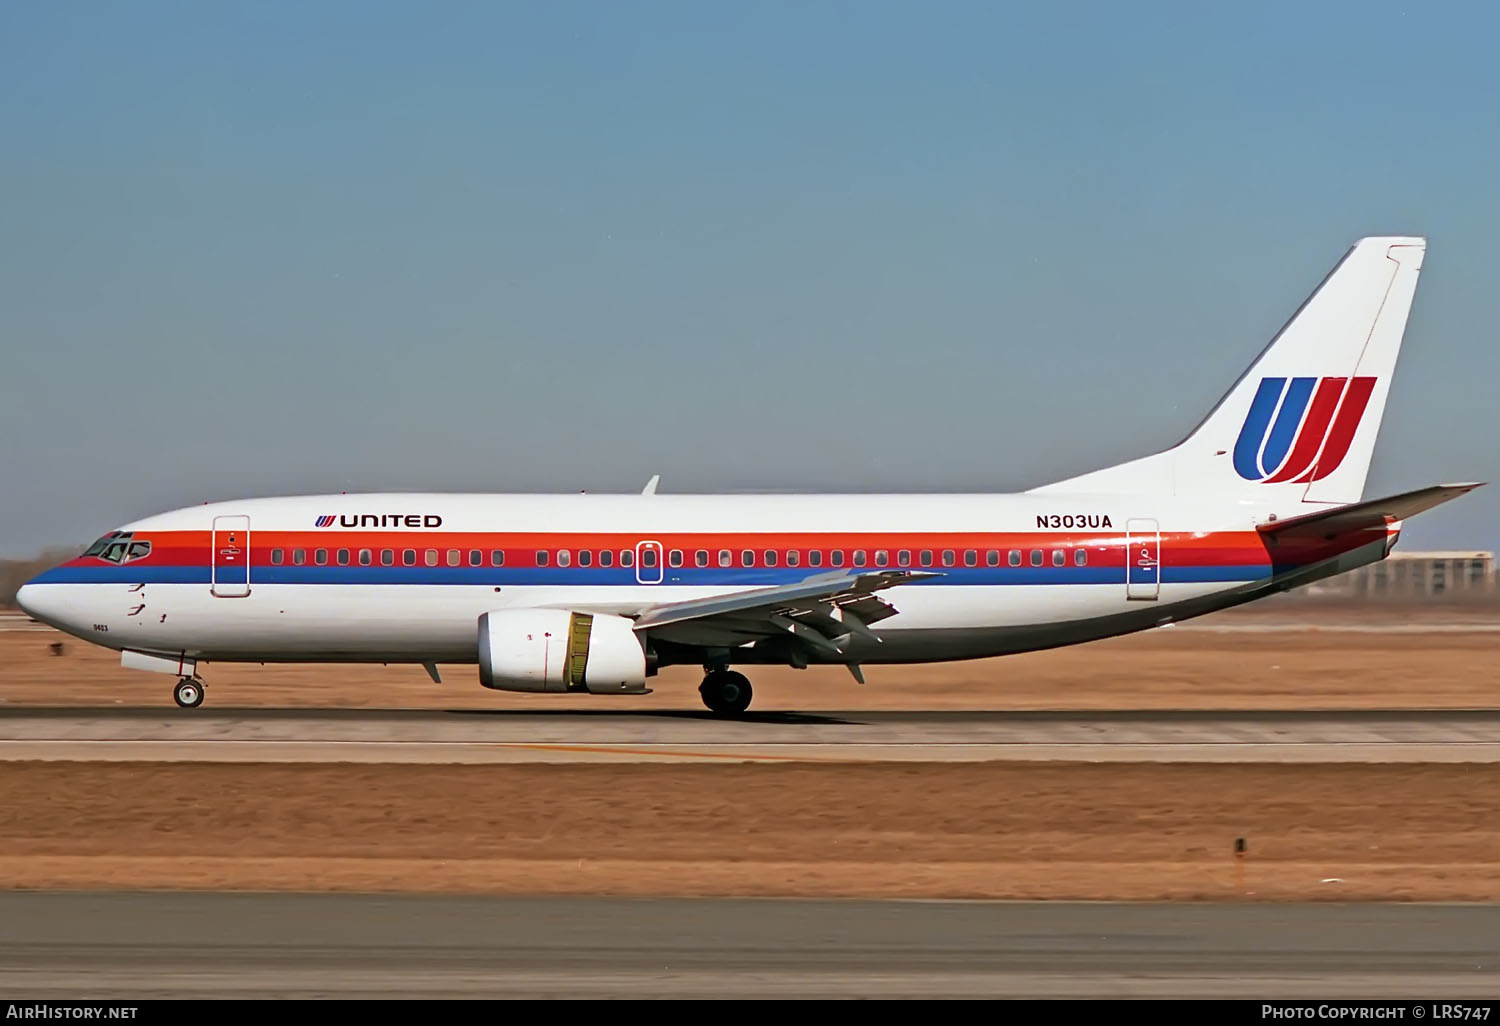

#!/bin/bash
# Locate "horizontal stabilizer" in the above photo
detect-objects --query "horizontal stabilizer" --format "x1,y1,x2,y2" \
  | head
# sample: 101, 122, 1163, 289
1258, 483, 1484, 537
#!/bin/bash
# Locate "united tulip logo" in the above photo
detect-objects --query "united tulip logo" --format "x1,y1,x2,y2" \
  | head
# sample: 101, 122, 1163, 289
1232, 376, 1375, 483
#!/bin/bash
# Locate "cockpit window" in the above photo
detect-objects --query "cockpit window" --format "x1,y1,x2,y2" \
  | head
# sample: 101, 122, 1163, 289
84, 532, 122, 558
86, 532, 150, 565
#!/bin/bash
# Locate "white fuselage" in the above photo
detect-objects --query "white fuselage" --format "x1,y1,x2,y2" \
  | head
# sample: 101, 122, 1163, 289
17, 491, 1382, 674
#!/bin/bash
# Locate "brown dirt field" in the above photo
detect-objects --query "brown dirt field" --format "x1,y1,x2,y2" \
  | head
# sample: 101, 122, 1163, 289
3, 616, 1497, 710
2, 761, 1498, 901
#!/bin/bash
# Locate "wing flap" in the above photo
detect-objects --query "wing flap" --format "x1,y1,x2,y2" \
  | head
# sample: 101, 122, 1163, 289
631, 569, 938, 649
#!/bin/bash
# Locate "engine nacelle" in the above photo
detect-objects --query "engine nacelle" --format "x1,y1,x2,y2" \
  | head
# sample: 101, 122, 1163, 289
478, 609, 648, 694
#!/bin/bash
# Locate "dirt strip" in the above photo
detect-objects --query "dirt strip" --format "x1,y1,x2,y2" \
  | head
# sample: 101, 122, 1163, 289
3, 761, 1498, 900
3, 621, 1498, 710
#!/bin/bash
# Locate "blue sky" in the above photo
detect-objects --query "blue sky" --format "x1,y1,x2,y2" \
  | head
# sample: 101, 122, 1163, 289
1, 1, 1495, 555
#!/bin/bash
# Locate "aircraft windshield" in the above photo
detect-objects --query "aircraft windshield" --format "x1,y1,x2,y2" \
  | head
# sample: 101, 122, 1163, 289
83, 531, 150, 565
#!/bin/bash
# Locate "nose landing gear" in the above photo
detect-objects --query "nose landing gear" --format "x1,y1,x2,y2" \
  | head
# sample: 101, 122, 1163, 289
173, 677, 205, 709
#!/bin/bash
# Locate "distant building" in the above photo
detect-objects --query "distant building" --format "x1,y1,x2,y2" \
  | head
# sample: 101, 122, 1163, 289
1301, 550, 1495, 599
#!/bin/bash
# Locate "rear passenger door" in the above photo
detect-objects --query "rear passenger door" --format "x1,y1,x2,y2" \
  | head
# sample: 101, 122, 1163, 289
1125, 518, 1160, 601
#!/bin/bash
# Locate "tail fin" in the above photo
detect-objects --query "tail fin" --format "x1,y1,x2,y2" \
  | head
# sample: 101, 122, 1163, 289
1030, 236, 1427, 506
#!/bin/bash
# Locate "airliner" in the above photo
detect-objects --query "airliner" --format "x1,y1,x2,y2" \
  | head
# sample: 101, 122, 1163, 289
16, 236, 1480, 714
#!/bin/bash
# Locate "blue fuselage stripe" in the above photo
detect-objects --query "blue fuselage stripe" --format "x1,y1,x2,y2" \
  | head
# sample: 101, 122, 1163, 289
28, 564, 1274, 587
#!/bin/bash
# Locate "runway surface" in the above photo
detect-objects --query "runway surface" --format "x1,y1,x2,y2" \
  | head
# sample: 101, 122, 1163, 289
0, 708, 1498, 763
0, 893, 1496, 997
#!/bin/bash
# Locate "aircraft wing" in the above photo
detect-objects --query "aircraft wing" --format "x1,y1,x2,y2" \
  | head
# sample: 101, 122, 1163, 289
631, 569, 940, 654
1259, 483, 1484, 538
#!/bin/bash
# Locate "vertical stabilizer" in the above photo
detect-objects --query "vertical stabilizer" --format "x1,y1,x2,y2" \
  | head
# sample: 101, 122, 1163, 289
1030, 236, 1426, 506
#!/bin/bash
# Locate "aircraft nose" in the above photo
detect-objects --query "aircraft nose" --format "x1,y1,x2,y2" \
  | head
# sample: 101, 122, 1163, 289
15, 581, 67, 629
15, 583, 39, 618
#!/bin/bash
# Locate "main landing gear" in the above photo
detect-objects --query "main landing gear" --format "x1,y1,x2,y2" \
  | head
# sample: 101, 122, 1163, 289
173, 677, 205, 709
699, 668, 753, 716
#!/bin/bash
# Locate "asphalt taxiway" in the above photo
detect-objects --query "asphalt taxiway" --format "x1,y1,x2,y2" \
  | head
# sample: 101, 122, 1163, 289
0, 707, 1497, 763
0, 893, 1495, 998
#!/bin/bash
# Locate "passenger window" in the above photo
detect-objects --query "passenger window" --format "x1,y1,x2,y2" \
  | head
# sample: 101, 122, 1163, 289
986, 550, 999, 567
447, 549, 461, 567
359, 549, 372, 566
640, 548, 657, 568
920, 550, 933, 567
1074, 549, 1088, 567
1053, 549, 1066, 567
536, 550, 549, 567
315, 548, 327, 566
402, 549, 416, 567
831, 551, 845, 568
469, 549, 482, 567
787, 550, 800, 567
1030, 549, 1043, 566
941, 550, 955, 567
808, 550, 823, 568
874, 550, 888, 567
337, 549, 350, 566
270, 548, 284, 566
852, 550, 867, 568
292, 549, 306, 565
579, 550, 592, 567
669, 549, 683, 568
718, 549, 732, 568
695, 550, 709, 568
491, 550, 505, 567
599, 549, 612, 568
963, 549, 977, 567
1009, 550, 1021, 567
425, 549, 438, 567
620, 549, 634, 568
765, 550, 777, 567
558, 550, 571, 568
741, 549, 754, 567
897, 550, 910, 567
381, 549, 394, 566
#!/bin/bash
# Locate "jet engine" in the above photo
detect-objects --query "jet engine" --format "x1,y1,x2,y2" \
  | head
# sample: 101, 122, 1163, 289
478, 609, 648, 694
